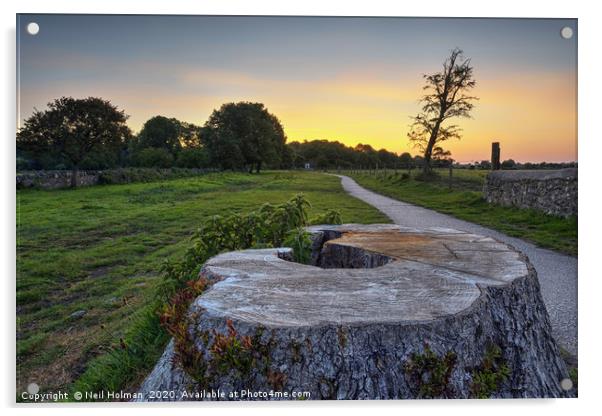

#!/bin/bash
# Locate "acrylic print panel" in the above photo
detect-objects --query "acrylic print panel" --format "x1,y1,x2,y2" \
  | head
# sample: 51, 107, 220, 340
16, 14, 577, 402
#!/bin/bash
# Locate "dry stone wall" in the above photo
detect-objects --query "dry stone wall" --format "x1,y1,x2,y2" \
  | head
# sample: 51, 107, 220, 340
483, 169, 577, 217
16, 168, 214, 189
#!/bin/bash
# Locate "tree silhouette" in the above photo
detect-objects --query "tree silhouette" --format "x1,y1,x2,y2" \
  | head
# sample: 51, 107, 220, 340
17, 97, 131, 187
408, 48, 477, 174
135, 116, 202, 156
135, 116, 182, 155
202, 102, 286, 173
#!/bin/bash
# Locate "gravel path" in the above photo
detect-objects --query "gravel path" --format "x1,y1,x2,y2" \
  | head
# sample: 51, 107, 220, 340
336, 175, 577, 355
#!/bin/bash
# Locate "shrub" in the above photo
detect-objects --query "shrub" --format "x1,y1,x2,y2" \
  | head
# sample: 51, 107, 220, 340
309, 209, 342, 225
176, 147, 209, 168
79, 148, 119, 170
16, 156, 33, 171
470, 344, 510, 398
156, 193, 313, 301
283, 228, 313, 264
404, 344, 457, 399
156, 194, 341, 383
133, 148, 174, 168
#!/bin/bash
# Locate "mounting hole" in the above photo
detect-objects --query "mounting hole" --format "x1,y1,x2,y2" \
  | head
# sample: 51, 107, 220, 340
560, 26, 573, 40
560, 378, 573, 391
26, 22, 40, 36
27, 382, 40, 394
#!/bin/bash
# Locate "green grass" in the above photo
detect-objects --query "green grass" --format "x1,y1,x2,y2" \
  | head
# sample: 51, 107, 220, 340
16, 171, 389, 398
344, 168, 577, 256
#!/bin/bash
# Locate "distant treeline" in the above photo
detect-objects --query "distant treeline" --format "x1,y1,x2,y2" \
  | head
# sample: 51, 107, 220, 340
17, 100, 288, 175
17, 98, 438, 174
287, 140, 432, 170
17, 97, 576, 180
455, 160, 577, 170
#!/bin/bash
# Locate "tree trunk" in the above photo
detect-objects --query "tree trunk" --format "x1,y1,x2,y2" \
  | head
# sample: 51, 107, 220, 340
138, 224, 573, 401
256, 161, 262, 173
423, 120, 442, 175
70, 165, 79, 188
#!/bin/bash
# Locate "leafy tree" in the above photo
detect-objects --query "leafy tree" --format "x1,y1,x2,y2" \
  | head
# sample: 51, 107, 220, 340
286, 140, 403, 170
178, 121, 203, 148
355, 144, 379, 169
280, 145, 296, 169
79, 147, 121, 170
131, 116, 204, 167
202, 102, 286, 173
133, 147, 174, 168
17, 96, 131, 187
413, 155, 425, 170
479, 160, 492, 170
377, 148, 400, 169
136, 116, 202, 155
501, 159, 516, 169
399, 152, 413, 169
176, 147, 210, 168
408, 48, 477, 174
294, 140, 357, 169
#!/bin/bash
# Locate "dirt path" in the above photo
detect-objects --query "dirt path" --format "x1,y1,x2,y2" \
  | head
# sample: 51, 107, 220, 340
336, 174, 577, 355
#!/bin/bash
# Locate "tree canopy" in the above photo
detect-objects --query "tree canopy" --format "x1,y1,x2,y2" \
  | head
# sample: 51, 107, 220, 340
287, 140, 405, 170
135, 116, 202, 155
17, 97, 430, 175
130, 116, 205, 168
202, 102, 286, 172
17, 96, 131, 186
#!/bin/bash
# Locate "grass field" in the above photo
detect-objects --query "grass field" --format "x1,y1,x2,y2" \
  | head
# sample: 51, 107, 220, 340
344, 168, 577, 255
16, 171, 389, 397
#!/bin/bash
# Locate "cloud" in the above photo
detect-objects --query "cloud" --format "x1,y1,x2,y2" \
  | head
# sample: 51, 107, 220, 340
18, 56, 576, 161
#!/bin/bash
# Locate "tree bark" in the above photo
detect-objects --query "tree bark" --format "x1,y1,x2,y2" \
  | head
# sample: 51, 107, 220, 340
423, 119, 442, 174
70, 165, 79, 188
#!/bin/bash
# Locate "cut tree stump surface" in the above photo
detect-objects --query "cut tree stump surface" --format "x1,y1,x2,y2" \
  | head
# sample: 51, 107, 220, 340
199, 225, 527, 326
138, 224, 573, 400
336, 174, 577, 354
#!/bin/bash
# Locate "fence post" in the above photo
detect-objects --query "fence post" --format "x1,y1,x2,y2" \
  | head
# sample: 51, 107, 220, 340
491, 142, 501, 170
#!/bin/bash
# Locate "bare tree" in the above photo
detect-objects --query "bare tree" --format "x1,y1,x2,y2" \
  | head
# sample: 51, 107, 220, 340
408, 48, 477, 174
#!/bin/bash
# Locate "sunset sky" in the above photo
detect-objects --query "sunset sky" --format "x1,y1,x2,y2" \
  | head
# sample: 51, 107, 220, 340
17, 15, 577, 163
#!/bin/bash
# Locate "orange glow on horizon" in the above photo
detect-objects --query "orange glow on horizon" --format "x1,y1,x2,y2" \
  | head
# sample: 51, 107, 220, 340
274, 71, 576, 163
19, 67, 576, 163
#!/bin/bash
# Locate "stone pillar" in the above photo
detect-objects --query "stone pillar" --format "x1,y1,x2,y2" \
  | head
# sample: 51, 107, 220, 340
491, 142, 501, 170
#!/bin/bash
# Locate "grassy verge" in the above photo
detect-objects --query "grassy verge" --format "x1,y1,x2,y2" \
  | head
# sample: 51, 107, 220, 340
344, 169, 576, 256
17, 171, 389, 398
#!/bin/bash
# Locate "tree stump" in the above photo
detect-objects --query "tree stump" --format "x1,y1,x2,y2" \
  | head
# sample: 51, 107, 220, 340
137, 224, 573, 400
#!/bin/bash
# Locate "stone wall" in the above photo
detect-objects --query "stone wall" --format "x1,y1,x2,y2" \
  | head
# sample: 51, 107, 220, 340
16, 170, 100, 189
16, 168, 214, 190
483, 169, 577, 217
